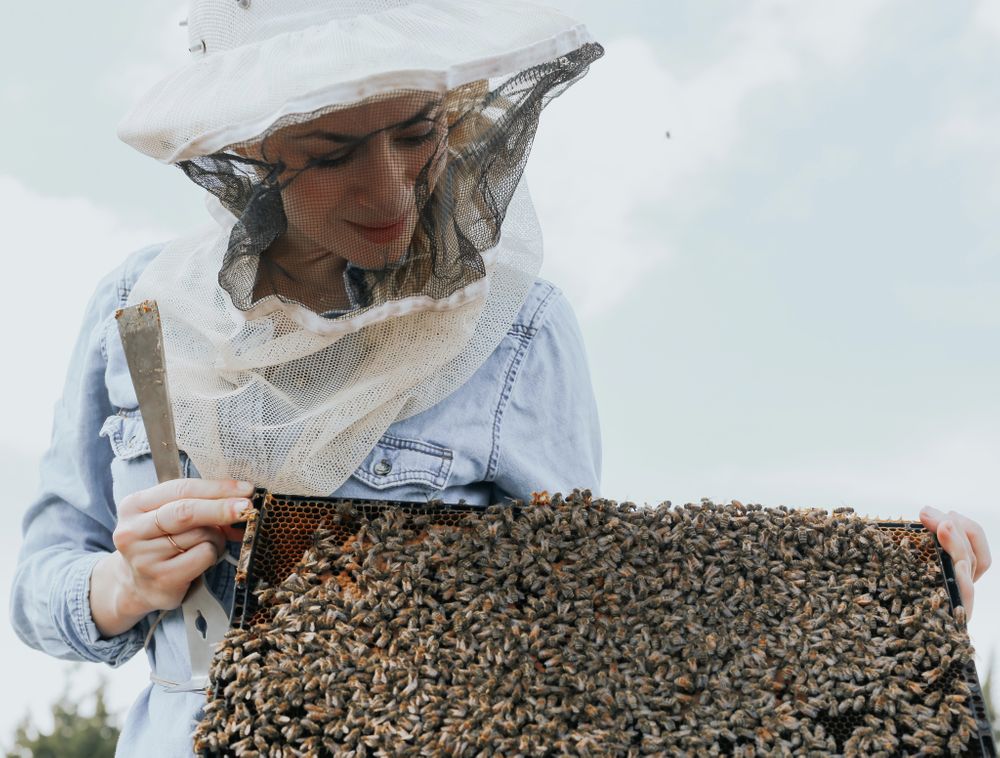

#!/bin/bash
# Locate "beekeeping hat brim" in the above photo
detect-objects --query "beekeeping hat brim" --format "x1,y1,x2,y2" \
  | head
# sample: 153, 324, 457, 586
118, 0, 595, 164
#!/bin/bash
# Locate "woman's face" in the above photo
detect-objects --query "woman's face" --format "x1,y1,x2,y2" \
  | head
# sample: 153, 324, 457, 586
261, 92, 447, 269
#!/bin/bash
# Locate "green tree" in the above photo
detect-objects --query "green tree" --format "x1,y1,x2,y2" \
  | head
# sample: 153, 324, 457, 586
5, 671, 119, 758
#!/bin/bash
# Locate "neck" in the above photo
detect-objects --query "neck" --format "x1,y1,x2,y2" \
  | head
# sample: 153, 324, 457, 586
255, 233, 350, 312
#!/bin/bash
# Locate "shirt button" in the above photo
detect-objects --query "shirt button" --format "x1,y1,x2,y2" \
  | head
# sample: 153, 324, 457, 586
373, 459, 392, 476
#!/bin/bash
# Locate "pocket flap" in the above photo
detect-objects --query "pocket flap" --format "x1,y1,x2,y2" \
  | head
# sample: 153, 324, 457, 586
352, 435, 453, 491
100, 413, 151, 461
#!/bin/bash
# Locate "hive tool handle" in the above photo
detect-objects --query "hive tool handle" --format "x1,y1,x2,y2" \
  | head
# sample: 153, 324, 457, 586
116, 301, 229, 693
115, 301, 183, 483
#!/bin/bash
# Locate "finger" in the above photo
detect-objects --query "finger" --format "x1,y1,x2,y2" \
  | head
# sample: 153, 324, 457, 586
123, 479, 255, 515
157, 542, 222, 599
944, 512, 978, 579
954, 558, 975, 621
950, 513, 992, 581
125, 527, 225, 572
936, 521, 972, 571
937, 522, 977, 620
154, 527, 227, 557
921, 507, 992, 582
919, 505, 945, 531
146, 497, 253, 538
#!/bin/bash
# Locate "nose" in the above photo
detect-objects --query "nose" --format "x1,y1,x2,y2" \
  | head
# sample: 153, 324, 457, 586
350, 133, 410, 217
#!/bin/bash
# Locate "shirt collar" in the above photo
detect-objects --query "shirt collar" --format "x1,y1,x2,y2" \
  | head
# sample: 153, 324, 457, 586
319, 261, 371, 319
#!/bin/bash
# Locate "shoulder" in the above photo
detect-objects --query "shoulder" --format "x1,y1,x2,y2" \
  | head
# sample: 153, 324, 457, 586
83, 243, 167, 320
110, 243, 166, 306
499, 277, 593, 395
509, 278, 581, 341
74, 243, 167, 360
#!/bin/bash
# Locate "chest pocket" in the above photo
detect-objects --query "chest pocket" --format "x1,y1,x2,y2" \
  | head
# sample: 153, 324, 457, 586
100, 412, 147, 460
102, 414, 453, 496
351, 435, 453, 491
99, 412, 191, 475
102, 415, 451, 490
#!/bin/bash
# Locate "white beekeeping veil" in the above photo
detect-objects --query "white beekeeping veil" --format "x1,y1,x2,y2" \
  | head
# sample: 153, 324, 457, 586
118, 0, 603, 495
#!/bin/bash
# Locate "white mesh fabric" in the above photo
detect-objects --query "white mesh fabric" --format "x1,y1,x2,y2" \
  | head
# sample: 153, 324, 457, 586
128, 180, 540, 495
189, 0, 416, 53
119, 0, 593, 162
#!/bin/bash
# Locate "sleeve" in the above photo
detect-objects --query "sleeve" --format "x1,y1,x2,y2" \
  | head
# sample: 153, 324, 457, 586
489, 289, 603, 505
9, 263, 149, 666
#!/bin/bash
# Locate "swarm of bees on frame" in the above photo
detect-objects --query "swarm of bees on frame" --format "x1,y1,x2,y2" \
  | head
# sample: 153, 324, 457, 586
194, 491, 984, 757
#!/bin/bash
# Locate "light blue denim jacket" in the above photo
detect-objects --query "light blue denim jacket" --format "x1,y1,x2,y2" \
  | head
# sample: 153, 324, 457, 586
10, 244, 602, 756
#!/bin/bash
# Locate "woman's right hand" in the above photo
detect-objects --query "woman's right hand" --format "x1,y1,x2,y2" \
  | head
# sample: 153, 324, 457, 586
90, 478, 254, 638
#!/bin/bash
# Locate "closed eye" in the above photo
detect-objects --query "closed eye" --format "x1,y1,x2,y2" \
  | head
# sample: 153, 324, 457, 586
309, 151, 355, 168
396, 129, 436, 146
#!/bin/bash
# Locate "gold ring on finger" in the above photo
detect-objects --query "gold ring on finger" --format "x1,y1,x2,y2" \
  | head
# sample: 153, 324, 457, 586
153, 509, 170, 537
165, 533, 187, 555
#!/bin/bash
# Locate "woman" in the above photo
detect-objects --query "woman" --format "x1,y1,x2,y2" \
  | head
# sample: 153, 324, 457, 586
10, 1, 991, 756
12, 1, 603, 754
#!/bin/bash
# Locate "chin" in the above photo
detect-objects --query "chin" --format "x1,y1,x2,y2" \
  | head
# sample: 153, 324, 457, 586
337, 226, 416, 270
353, 243, 411, 270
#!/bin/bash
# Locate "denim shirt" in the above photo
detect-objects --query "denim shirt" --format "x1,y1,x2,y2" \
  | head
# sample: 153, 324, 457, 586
9, 244, 602, 757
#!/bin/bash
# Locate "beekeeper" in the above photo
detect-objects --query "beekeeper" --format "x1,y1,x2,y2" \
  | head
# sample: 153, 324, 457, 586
12, 0, 604, 753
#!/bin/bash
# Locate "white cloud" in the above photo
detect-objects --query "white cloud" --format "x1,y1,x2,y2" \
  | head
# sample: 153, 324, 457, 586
926, 5, 1000, 160
603, 421, 1000, 518
529, 1, 894, 321
528, 37, 673, 320
723, 426, 1000, 515
735, 1, 894, 68
938, 108, 1000, 158
99, 2, 191, 103
928, 101, 1000, 234
974, 0, 1000, 40
0, 175, 169, 453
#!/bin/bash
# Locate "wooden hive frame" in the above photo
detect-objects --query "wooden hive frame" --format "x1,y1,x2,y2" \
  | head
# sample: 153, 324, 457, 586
207, 490, 997, 757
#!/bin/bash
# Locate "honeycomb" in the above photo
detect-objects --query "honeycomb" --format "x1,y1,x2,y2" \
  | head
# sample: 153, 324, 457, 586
196, 492, 995, 757
231, 491, 485, 630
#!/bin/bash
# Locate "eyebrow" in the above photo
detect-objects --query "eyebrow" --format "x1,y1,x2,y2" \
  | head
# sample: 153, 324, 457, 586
294, 100, 442, 143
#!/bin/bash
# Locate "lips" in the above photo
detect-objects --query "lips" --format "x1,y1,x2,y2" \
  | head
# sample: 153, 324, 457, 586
348, 216, 408, 244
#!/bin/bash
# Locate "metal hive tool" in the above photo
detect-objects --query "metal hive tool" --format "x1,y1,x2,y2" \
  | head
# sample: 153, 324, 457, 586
116, 300, 232, 693
197, 492, 996, 757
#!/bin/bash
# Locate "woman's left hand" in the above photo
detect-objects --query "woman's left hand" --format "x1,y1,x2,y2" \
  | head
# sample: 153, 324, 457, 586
919, 506, 992, 621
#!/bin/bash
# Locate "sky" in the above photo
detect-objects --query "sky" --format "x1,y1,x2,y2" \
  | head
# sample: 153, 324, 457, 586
1, 0, 997, 744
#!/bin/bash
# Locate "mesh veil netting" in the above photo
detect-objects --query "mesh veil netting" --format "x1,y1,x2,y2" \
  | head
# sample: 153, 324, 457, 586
127, 44, 603, 495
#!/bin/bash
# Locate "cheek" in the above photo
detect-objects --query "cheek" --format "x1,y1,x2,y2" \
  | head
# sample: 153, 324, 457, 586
282, 176, 347, 228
